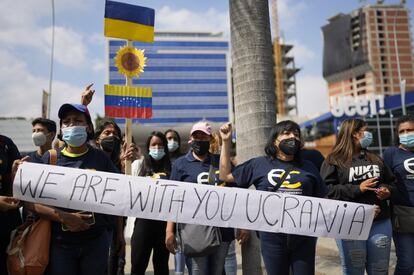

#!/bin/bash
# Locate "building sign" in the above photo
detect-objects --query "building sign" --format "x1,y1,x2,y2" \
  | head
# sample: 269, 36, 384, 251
330, 94, 386, 117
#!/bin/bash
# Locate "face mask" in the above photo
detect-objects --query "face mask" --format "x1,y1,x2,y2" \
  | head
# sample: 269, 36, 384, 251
278, 138, 301, 156
61, 126, 87, 147
191, 140, 210, 156
149, 148, 166, 161
100, 136, 120, 153
167, 141, 179, 152
32, 132, 46, 147
399, 133, 414, 148
359, 131, 373, 149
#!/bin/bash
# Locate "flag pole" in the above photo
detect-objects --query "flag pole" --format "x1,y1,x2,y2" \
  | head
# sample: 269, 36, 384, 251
125, 40, 133, 175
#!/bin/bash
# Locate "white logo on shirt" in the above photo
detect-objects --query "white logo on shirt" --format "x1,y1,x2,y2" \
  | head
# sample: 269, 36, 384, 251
197, 172, 209, 184
403, 157, 414, 174
348, 165, 380, 182
267, 169, 302, 189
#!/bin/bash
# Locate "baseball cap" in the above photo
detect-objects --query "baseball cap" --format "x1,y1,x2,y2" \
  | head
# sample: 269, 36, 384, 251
58, 104, 91, 122
190, 121, 212, 136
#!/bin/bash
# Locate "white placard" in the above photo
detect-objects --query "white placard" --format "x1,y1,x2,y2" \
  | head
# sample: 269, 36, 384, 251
14, 162, 375, 240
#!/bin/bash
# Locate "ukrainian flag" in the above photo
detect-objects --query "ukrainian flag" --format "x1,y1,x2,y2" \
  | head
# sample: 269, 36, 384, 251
104, 0, 154, 43
104, 85, 152, 119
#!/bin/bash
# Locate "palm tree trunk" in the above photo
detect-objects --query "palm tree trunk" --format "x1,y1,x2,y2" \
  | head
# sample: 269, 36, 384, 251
229, 0, 276, 274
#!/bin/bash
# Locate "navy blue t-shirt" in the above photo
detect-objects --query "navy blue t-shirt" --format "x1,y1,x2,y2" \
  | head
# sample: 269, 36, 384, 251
26, 151, 44, 164
171, 151, 234, 242
232, 156, 327, 198
42, 145, 118, 243
383, 146, 414, 206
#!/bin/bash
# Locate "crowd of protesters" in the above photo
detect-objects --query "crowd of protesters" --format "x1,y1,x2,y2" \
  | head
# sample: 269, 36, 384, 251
0, 87, 413, 275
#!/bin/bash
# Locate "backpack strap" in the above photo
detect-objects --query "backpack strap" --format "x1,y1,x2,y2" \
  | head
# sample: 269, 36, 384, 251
270, 165, 295, 192
48, 149, 57, 166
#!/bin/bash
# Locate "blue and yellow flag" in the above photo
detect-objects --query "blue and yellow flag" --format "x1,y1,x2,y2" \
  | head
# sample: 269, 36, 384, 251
104, 0, 154, 42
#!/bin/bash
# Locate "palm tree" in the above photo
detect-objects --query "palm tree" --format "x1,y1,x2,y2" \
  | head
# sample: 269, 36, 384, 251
229, 0, 276, 274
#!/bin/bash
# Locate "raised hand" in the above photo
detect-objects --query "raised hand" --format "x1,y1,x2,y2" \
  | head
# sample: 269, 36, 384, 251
81, 83, 95, 106
220, 123, 232, 142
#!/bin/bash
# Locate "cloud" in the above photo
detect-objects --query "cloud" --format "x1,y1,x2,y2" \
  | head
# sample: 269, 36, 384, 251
285, 40, 317, 65
41, 26, 88, 67
156, 6, 229, 35
296, 75, 329, 116
0, 48, 105, 121
91, 59, 105, 73
277, 0, 307, 31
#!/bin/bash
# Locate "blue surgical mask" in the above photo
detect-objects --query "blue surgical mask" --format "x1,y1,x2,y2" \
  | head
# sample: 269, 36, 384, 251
360, 131, 373, 149
61, 126, 87, 147
399, 133, 414, 148
167, 141, 179, 152
149, 148, 166, 161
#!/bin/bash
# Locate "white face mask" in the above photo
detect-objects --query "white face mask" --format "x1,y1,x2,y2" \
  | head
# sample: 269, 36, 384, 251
32, 132, 47, 147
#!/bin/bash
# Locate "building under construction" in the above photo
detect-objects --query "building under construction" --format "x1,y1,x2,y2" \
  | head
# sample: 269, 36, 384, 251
301, 1, 414, 156
322, 2, 414, 100
271, 0, 300, 116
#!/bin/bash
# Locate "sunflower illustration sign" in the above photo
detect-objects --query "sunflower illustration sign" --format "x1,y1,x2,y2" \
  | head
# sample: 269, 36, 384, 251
114, 46, 146, 78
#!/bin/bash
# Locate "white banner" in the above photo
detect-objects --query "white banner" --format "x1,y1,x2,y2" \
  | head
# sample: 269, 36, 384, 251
14, 162, 375, 240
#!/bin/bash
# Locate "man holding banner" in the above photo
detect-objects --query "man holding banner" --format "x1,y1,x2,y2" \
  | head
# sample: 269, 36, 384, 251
24, 103, 118, 275
219, 121, 328, 275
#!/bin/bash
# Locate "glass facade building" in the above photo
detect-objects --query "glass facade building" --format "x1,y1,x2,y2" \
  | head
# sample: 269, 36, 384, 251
107, 32, 231, 125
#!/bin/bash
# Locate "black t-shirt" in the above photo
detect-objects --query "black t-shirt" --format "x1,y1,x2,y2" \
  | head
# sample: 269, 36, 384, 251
383, 146, 414, 207
0, 135, 22, 236
0, 135, 21, 196
171, 151, 234, 242
321, 151, 396, 220
42, 145, 118, 243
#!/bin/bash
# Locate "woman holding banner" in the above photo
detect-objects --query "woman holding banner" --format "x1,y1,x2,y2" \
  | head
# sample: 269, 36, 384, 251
321, 118, 395, 275
24, 103, 118, 275
383, 115, 414, 275
130, 131, 171, 275
165, 121, 234, 275
219, 120, 327, 275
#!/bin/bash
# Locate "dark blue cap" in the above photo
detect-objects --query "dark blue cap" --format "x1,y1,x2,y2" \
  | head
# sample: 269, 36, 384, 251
58, 104, 91, 122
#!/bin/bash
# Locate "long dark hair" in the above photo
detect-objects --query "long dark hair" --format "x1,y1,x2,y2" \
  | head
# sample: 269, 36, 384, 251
264, 120, 302, 162
94, 120, 122, 140
326, 118, 381, 168
140, 131, 171, 177
164, 129, 182, 157
395, 114, 414, 145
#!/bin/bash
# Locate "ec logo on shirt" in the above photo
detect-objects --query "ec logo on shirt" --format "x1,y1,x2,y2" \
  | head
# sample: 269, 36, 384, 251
404, 157, 414, 174
267, 169, 302, 189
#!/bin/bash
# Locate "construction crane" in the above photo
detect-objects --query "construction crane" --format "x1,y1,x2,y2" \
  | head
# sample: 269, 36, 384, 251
271, 0, 285, 115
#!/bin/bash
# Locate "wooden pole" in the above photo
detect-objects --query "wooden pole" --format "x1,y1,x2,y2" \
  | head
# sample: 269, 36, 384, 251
125, 40, 133, 175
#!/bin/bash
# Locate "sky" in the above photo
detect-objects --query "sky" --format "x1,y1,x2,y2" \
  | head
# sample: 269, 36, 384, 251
0, 0, 412, 122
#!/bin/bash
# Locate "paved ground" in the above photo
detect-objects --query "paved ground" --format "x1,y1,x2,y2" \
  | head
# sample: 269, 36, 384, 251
124, 237, 398, 274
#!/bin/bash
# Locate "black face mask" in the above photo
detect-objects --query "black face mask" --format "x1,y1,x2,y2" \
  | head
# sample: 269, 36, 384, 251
191, 140, 210, 156
278, 138, 301, 156
100, 136, 121, 153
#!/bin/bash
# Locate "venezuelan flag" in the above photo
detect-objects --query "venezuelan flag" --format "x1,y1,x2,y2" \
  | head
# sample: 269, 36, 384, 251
104, 1, 155, 43
104, 85, 152, 119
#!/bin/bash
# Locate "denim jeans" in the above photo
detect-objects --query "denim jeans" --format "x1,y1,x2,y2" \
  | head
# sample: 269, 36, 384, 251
393, 232, 414, 275
224, 240, 237, 275
191, 241, 230, 275
336, 218, 392, 275
46, 230, 112, 275
259, 232, 317, 275
174, 252, 193, 275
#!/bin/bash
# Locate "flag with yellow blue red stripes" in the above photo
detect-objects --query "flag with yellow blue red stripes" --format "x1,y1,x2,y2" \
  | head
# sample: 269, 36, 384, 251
104, 85, 152, 119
